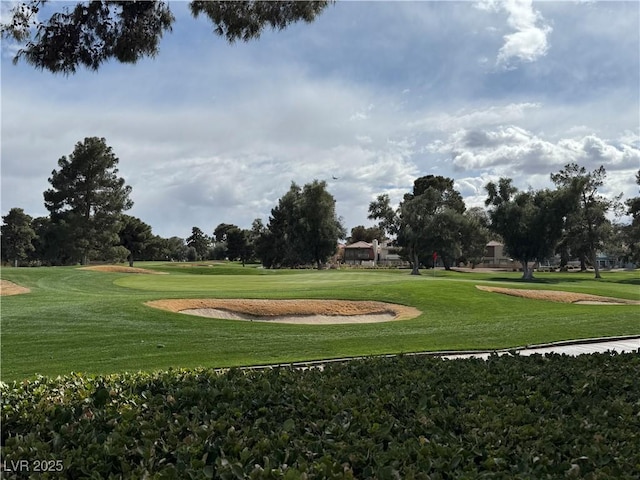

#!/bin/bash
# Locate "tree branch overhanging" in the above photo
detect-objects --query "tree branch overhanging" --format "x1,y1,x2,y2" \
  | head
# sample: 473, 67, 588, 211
2, 0, 333, 74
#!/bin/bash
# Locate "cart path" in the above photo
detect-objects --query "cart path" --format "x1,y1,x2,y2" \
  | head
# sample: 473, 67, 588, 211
244, 335, 640, 371
439, 336, 640, 359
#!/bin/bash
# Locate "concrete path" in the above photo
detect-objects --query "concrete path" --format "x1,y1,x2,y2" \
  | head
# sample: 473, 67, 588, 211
440, 336, 640, 360
247, 336, 640, 371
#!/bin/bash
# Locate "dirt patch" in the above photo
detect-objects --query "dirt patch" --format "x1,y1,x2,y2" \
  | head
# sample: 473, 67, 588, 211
476, 285, 640, 305
79, 265, 164, 274
145, 299, 422, 325
0, 280, 31, 296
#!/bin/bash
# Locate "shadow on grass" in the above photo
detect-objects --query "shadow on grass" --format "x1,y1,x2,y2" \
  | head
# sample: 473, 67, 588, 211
448, 268, 592, 284
487, 276, 589, 285
485, 274, 640, 286
152, 265, 287, 276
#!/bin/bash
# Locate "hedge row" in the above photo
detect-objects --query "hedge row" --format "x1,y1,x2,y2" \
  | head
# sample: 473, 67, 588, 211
2, 352, 639, 479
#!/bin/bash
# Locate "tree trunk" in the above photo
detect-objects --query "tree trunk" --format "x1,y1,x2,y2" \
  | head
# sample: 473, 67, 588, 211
559, 248, 569, 268
521, 261, 534, 280
580, 255, 587, 271
443, 256, 452, 271
410, 250, 421, 275
128, 254, 134, 267
591, 250, 602, 279
14, 258, 18, 268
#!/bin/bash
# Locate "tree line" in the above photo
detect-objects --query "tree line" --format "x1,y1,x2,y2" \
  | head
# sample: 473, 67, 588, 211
2, 137, 639, 279
367, 168, 639, 279
180, 179, 345, 270
0, 137, 345, 269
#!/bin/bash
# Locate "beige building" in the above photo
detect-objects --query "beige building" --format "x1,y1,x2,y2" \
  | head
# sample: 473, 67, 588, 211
481, 241, 516, 269
342, 240, 406, 267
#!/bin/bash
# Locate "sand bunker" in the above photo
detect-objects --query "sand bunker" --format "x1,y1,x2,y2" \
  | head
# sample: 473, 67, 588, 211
79, 265, 164, 274
476, 285, 640, 305
146, 299, 422, 325
0, 280, 30, 296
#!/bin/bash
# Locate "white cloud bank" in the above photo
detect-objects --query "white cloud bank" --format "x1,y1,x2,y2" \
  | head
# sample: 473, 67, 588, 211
430, 125, 640, 203
1, 2, 637, 238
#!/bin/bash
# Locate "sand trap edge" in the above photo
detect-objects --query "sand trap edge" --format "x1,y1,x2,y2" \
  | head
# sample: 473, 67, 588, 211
476, 285, 640, 305
0, 279, 31, 296
146, 299, 422, 325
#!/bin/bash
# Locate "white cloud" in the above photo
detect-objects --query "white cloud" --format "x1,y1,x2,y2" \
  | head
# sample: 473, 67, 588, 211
409, 103, 541, 132
455, 173, 502, 209
558, 136, 640, 169
478, 0, 552, 68
0, 67, 420, 237
432, 125, 640, 202
618, 130, 640, 147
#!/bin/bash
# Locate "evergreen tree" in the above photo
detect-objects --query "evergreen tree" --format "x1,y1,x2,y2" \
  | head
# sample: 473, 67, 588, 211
43, 137, 132, 265
485, 178, 569, 280
258, 180, 344, 268
226, 227, 253, 266
2, 1, 332, 74
298, 180, 346, 269
349, 225, 385, 244
1, 208, 36, 267
551, 163, 618, 279
186, 227, 210, 261
460, 207, 491, 268
119, 215, 153, 267
624, 170, 640, 264
370, 175, 467, 274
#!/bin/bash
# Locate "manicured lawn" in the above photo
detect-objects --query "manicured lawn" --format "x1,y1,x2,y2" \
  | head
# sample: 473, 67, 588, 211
1, 263, 638, 381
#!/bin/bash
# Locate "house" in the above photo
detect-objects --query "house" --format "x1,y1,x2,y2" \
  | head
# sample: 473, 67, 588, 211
343, 241, 375, 265
481, 241, 515, 269
377, 241, 405, 267
595, 252, 622, 270
342, 240, 407, 267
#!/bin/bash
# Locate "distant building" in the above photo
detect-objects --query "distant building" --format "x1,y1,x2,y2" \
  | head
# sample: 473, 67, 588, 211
595, 252, 622, 270
481, 241, 515, 269
377, 241, 404, 266
342, 240, 407, 267
343, 241, 375, 265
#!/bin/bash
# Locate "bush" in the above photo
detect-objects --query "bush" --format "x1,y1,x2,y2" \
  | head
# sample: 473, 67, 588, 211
2, 353, 639, 479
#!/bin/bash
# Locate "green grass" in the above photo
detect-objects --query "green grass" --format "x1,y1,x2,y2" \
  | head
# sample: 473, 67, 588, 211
1, 263, 639, 381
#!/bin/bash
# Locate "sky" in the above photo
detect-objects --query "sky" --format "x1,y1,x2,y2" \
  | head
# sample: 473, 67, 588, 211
2, 0, 639, 239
